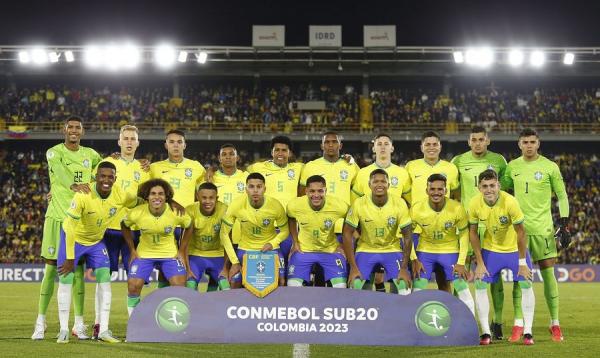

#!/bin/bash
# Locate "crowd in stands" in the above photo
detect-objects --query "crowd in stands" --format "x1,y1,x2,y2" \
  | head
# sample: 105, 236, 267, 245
1, 149, 598, 265
2, 84, 600, 133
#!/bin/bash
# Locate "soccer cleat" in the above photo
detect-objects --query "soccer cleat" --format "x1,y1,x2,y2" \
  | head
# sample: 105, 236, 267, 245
71, 324, 90, 340
479, 334, 492, 345
523, 333, 535, 345
508, 325, 524, 343
549, 325, 564, 342
56, 330, 69, 344
490, 322, 503, 340
31, 322, 47, 340
92, 323, 100, 340
98, 330, 121, 343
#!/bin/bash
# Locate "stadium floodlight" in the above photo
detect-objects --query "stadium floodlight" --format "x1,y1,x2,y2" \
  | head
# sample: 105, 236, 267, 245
18, 51, 30, 63
453, 51, 464, 64
508, 49, 524, 67
197, 51, 208, 64
530, 50, 545, 67
48, 51, 60, 63
177, 51, 188, 63
84, 45, 104, 68
563, 52, 575, 65
465, 47, 494, 67
155, 44, 176, 68
31, 48, 48, 65
113, 44, 140, 69
64, 50, 75, 62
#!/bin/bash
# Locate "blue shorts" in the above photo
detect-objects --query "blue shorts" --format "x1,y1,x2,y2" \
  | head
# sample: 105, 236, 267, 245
233, 249, 285, 282
57, 231, 110, 271
355, 252, 403, 281
128, 258, 186, 281
288, 252, 347, 283
102, 229, 140, 273
481, 249, 533, 284
188, 255, 224, 283
279, 235, 293, 262
416, 251, 459, 281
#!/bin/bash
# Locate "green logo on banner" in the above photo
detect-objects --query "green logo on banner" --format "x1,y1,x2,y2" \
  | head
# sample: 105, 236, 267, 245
415, 301, 451, 336
155, 298, 190, 332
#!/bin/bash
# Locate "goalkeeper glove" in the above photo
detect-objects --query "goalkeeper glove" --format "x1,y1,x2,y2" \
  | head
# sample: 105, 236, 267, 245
555, 217, 571, 250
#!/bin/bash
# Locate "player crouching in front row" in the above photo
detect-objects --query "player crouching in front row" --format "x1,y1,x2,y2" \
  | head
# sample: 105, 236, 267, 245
468, 169, 535, 346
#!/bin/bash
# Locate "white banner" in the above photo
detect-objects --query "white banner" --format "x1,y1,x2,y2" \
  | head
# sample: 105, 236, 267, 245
252, 25, 285, 47
363, 25, 396, 47
309, 25, 342, 48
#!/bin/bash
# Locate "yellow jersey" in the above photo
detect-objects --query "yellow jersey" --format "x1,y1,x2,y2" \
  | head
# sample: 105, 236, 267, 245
352, 162, 410, 200
149, 158, 205, 207
247, 161, 304, 209
186, 201, 228, 257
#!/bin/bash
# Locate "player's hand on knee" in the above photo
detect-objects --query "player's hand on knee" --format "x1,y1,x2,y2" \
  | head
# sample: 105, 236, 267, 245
58, 259, 74, 276
474, 262, 489, 280
399, 268, 412, 288
411, 259, 425, 279
261, 243, 273, 252
187, 271, 197, 281
453, 264, 468, 280
229, 263, 241, 280
129, 250, 139, 267
518, 264, 532, 281
347, 265, 362, 287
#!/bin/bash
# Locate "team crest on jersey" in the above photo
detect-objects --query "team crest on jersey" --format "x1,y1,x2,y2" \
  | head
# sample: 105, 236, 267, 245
444, 221, 453, 229
82, 159, 90, 168
287, 169, 295, 179
340, 170, 349, 180
185, 168, 193, 178
324, 219, 333, 229
70, 201, 76, 209
134, 171, 141, 181
288, 264, 295, 275
213, 224, 221, 233
48, 246, 55, 255
534, 171, 543, 181
237, 182, 245, 192
262, 218, 271, 226
164, 226, 173, 234
47, 151, 55, 159
391, 176, 399, 186
499, 216, 509, 224
388, 217, 397, 227
109, 207, 117, 217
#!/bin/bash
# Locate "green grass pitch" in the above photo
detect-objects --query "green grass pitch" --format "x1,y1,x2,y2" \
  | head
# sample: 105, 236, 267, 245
1, 282, 599, 357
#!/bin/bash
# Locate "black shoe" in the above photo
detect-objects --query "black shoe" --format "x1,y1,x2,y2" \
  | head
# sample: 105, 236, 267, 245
490, 322, 503, 340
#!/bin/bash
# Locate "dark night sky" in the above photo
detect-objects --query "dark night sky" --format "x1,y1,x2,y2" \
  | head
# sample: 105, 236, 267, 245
1, 0, 598, 47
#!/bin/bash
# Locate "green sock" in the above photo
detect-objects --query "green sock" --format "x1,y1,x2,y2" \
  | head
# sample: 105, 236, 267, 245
541, 267, 559, 320
157, 280, 170, 289
490, 281, 504, 323
72, 265, 85, 317
38, 264, 57, 315
127, 295, 140, 308
512, 281, 523, 320
186, 280, 198, 290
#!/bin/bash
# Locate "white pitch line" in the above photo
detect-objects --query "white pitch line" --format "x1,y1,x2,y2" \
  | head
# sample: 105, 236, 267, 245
293, 343, 310, 358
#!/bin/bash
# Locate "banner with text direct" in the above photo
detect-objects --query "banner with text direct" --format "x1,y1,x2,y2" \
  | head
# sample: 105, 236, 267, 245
252, 25, 285, 47
363, 25, 396, 47
309, 25, 342, 48
127, 286, 479, 346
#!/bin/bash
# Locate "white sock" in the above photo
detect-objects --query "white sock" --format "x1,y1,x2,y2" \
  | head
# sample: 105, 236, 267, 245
521, 287, 535, 335
95, 283, 101, 325
458, 289, 476, 316
36, 314, 46, 325
551, 319, 560, 326
331, 282, 346, 288
412, 287, 423, 292
74, 315, 84, 328
57, 283, 72, 332
127, 306, 134, 317
514, 318, 524, 327
287, 279, 303, 287
398, 289, 410, 296
475, 288, 491, 335
98, 282, 112, 333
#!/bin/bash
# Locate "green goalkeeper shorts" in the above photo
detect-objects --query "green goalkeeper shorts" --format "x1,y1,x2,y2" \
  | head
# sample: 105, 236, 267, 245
41, 217, 63, 260
527, 233, 557, 263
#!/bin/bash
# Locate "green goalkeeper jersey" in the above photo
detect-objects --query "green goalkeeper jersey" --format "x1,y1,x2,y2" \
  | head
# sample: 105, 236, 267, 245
451, 150, 507, 207
45, 143, 103, 220
502, 155, 569, 235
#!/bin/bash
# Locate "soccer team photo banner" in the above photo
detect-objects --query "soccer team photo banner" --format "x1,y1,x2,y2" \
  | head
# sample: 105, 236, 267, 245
126, 286, 479, 346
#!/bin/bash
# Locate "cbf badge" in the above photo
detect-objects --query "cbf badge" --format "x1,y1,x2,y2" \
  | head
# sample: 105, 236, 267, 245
242, 250, 279, 298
